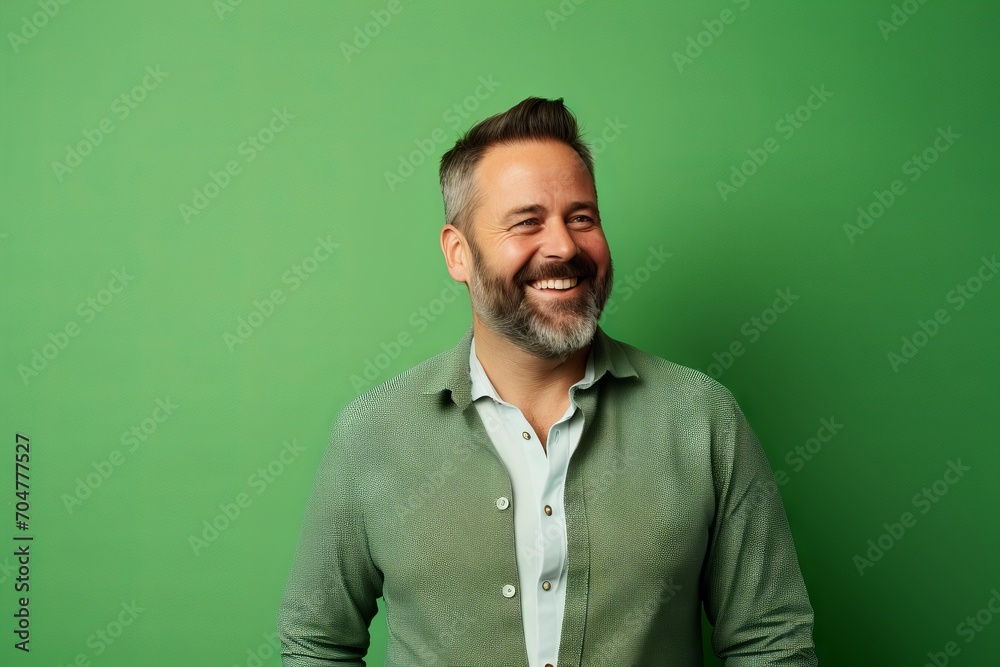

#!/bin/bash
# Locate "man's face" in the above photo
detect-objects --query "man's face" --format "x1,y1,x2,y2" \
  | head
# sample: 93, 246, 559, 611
463, 139, 613, 359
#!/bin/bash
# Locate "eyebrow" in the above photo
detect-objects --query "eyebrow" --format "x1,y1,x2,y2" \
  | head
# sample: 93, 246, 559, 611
502, 200, 598, 220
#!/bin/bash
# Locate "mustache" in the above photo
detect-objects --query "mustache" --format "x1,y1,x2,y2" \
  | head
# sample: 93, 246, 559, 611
514, 255, 597, 285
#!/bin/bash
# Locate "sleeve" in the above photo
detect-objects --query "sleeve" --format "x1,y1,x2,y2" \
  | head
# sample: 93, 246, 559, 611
701, 394, 818, 666
277, 412, 384, 666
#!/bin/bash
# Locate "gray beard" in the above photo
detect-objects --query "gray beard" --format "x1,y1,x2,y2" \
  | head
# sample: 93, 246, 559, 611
466, 244, 613, 359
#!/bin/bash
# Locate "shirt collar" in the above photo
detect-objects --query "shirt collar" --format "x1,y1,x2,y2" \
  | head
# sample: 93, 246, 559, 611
421, 324, 639, 410
469, 336, 596, 404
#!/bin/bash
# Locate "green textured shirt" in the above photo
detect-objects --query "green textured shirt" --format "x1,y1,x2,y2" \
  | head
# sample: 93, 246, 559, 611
278, 326, 817, 666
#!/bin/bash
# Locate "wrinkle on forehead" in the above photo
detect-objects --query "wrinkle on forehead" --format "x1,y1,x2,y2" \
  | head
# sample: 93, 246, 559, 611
474, 142, 596, 232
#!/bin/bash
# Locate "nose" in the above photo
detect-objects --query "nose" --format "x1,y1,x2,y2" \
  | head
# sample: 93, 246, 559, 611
538, 218, 579, 261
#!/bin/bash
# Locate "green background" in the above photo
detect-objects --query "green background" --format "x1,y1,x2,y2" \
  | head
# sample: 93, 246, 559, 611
2, 1, 998, 665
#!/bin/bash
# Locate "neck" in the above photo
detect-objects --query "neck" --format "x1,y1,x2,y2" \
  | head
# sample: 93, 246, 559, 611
471, 315, 591, 407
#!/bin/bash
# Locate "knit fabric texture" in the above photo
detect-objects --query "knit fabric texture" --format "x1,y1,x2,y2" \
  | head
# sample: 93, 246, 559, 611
278, 325, 817, 666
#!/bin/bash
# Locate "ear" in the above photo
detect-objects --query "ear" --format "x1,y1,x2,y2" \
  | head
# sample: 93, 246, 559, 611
440, 224, 471, 283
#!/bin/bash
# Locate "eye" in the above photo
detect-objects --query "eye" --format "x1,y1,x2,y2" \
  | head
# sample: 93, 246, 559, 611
514, 218, 540, 228
570, 215, 598, 225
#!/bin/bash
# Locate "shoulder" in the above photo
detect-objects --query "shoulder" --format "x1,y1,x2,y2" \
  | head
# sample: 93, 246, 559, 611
334, 341, 461, 434
602, 333, 739, 420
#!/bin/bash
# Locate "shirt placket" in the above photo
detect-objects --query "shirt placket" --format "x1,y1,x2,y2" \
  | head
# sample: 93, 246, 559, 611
514, 407, 573, 667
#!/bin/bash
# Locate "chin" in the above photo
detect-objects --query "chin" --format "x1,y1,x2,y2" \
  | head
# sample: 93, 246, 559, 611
524, 317, 598, 358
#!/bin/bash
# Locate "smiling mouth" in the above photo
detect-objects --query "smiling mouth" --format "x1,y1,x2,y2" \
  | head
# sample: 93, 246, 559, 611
528, 276, 581, 291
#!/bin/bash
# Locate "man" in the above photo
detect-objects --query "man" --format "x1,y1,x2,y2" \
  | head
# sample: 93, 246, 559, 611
278, 97, 817, 666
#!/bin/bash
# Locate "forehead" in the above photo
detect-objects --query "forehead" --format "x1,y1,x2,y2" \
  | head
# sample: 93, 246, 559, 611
474, 139, 595, 206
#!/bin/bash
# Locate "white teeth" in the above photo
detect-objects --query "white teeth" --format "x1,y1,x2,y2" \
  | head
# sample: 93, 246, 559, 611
530, 276, 580, 290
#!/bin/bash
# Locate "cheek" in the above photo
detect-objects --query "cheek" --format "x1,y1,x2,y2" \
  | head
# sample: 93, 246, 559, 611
497, 244, 537, 278
581, 236, 611, 270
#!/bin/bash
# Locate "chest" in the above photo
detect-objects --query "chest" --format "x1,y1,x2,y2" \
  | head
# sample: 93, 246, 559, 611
360, 407, 717, 605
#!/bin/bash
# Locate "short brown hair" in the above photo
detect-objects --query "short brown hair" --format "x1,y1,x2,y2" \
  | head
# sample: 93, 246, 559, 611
438, 97, 595, 235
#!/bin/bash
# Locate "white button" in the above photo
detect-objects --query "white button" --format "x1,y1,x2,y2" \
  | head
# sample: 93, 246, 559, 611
502, 584, 516, 598
496, 496, 509, 510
